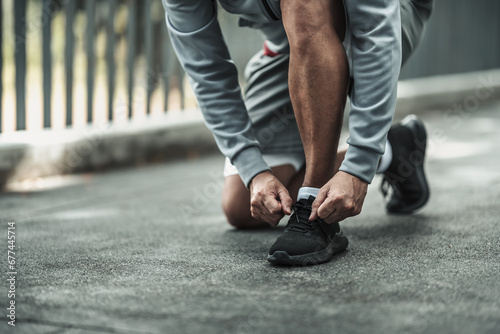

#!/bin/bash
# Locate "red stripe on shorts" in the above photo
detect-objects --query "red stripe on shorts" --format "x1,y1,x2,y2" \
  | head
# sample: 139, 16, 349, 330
263, 41, 280, 57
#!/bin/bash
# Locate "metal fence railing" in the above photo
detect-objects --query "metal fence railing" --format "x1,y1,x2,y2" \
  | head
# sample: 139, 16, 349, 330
0, 0, 188, 133
2, 0, 498, 134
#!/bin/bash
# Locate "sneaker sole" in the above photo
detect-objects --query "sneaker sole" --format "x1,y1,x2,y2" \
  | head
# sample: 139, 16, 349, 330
267, 232, 349, 266
388, 115, 430, 214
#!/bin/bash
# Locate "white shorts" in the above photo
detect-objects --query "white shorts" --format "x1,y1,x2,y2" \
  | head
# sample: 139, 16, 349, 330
223, 152, 305, 177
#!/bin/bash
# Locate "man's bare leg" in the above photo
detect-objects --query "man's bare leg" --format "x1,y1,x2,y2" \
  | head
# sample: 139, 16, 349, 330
281, 0, 348, 188
287, 149, 346, 198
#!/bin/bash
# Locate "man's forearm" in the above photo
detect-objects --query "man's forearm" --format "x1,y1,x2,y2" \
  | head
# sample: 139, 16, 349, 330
162, 0, 270, 187
339, 0, 402, 183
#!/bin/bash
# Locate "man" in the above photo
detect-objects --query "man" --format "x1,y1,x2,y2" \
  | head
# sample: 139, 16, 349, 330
162, 0, 434, 265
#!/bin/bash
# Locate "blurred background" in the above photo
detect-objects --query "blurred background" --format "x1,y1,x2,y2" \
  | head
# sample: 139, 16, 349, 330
0, 0, 499, 188
1, 2, 500, 333
0, 0, 499, 133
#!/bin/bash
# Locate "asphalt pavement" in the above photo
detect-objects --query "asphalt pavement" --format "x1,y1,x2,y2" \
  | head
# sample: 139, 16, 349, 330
0, 101, 499, 334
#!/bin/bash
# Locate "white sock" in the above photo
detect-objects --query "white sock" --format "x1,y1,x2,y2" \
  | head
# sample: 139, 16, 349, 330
297, 187, 320, 201
376, 141, 393, 174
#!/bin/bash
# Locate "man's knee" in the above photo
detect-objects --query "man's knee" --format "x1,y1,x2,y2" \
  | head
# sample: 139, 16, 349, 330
221, 190, 255, 228
281, 0, 345, 49
281, 0, 329, 41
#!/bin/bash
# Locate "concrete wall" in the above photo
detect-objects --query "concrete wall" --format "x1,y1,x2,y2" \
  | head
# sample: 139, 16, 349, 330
401, 0, 500, 79
219, 0, 500, 80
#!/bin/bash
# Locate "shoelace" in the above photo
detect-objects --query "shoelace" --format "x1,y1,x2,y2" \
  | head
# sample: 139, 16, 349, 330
286, 201, 314, 233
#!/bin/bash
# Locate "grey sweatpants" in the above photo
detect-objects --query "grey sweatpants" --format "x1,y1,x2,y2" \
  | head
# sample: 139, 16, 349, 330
242, 0, 434, 155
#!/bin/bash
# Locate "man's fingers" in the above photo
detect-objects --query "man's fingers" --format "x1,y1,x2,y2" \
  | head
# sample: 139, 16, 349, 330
309, 190, 327, 220
321, 198, 358, 224
268, 212, 284, 226
250, 199, 280, 226
323, 209, 343, 224
261, 193, 285, 225
265, 189, 290, 225
248, 174, 292, 226
262, 206, 284, 226
278, 188, 293, 215
264, 197, 282, 215
317, 199, 337, 221
251, 205, 281, 226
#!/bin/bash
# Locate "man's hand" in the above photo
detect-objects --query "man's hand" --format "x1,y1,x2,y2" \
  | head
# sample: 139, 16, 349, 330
249, 171, 293, 226
309, 171, 368, 224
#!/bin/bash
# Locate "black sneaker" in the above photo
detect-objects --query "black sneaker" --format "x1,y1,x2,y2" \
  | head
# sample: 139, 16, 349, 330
380, 114, 430, 214
267, 196, 349, 266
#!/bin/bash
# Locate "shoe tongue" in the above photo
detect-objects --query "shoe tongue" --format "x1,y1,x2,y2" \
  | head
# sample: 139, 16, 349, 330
287, 209, 312, 232
294, 201, 311, 216
296, 195, 315, 208
290, 198, 314, 230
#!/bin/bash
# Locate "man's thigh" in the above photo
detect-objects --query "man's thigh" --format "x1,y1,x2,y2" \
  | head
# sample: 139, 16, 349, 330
244, 51, 303, 154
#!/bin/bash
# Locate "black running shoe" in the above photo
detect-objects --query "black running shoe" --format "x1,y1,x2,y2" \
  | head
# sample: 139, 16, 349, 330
380, 114, 430, 214
267, 196, 349, 266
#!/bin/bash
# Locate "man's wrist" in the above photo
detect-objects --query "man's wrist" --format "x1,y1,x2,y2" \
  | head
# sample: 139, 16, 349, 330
339, 145, 383, 184
337, 170, 368, 184
249, 170, 273, 190
231, 146, 270, 188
